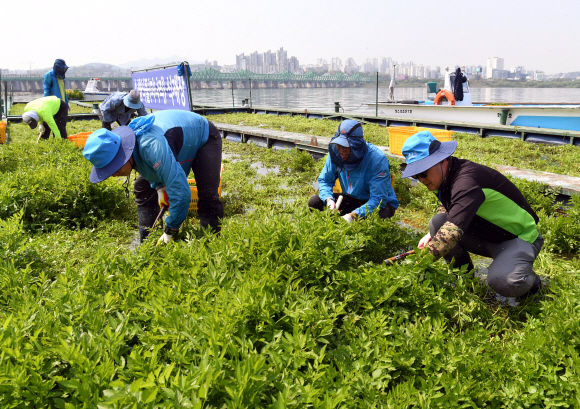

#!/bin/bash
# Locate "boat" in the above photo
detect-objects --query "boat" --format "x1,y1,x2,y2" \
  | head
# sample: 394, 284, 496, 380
367, 68, 580, 132
82, 78, 113, 101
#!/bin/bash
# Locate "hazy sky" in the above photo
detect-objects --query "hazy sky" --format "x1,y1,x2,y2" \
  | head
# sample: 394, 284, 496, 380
3, 0, 579, 73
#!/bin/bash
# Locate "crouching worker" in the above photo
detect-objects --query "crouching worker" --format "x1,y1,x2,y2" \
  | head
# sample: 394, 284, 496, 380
98, 90, 148, 131
82, 110, 224, 244
401, 131, 543, 298
21, 96, 68, 140
308, 119, 398, 221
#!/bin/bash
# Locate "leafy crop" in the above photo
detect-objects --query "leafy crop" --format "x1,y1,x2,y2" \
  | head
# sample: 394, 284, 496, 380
0, 122, 133, 231
66, 89, 85, 100
1, 114, 580, 407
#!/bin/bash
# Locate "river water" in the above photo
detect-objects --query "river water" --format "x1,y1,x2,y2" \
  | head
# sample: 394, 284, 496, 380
14, 87, 580, 116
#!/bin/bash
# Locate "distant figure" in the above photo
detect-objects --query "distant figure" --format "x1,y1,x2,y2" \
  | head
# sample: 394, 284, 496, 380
98, 90, 148, 130
43, 59, 69, 108
21, 96, 68, 140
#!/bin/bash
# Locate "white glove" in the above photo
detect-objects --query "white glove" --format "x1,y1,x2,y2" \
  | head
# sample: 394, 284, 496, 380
418, 233, 432, 249
327, 199, 336, 210
342, 214, 353, 223
157, 232, 173, 245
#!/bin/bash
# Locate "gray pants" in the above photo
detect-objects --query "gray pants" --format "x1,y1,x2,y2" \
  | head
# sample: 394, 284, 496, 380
429, 213, 544, 297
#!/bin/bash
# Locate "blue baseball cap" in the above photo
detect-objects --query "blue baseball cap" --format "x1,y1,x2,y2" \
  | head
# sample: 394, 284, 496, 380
330, 119, 363, 148
83, 126, 136, 183
401, 131, 457, 178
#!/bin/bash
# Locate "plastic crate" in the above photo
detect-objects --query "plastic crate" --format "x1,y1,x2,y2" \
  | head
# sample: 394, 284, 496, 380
388, 126, 454, 156
67, 132, 92, 148
0, 122, 6, 144
188, 164, 224, 213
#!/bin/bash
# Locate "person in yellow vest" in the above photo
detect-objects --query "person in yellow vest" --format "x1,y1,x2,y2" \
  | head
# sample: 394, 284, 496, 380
21, 96, 68, 140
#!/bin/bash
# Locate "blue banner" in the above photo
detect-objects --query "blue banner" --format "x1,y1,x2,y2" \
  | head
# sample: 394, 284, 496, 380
131, 66, 190, 111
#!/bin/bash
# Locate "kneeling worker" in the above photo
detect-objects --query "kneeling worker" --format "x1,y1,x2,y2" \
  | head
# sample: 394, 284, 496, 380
401, 131, 543, 298
98, 90, 148, 130
83, 110, 224, 244
309, 119, 398, 221
21, 96, 69, 140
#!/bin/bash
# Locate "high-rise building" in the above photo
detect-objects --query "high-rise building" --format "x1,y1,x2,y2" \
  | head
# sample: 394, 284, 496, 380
277, 47, 288, 72
486, 57, 504, 79
344, 58, 358, 73
331, 57, 342, 72
263, 50, 277, 74
288, 56, 300, 73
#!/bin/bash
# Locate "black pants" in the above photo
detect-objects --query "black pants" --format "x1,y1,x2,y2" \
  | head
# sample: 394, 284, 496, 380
134, 121, 224, 242
308, 193, 396, 219
40, 100, 68, 139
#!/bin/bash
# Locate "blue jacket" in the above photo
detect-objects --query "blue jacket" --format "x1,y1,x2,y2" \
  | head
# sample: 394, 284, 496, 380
100, 92, 148, 125
43, 59, 69, 104
43, 71, 69, 105
129, 110, 210, 229
318, 143, 399, 217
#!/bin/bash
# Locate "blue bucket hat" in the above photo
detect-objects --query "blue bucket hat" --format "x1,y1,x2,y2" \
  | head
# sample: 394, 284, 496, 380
401, 131, 457, 178
123, 90, 143, 109
329, 120, 368, 171
83, 126, 136, 183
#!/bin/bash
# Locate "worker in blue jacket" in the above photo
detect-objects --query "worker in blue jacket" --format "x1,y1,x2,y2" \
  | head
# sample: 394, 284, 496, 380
308, 119, 399, 221
43, 59, 69, 107
98, 90, 148, 130
83, 110, 224, 244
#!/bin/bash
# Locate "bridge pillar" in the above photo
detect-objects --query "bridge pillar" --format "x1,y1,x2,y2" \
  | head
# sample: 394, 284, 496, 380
215, 81, 224, 89
238, 80, 250, 89
191, 81, 202, 90
202, 81, 212, 89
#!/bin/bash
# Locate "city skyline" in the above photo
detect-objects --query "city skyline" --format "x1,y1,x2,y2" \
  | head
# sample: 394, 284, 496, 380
1, 0, 579, 74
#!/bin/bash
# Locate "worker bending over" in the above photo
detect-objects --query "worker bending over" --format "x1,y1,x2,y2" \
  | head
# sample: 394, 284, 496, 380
309, 119, 399, 221
83, 110, 224, 244
21, 96, 68, 140
98, 90, 147, 131
401, 131, 543, 299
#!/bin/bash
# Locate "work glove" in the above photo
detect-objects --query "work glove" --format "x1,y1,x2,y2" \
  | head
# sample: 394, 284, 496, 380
342, 213, 354, 223
157, 187, 170, 208
326, 199, 337, 210
418, 233, 432, 249
156, 227, 178, 245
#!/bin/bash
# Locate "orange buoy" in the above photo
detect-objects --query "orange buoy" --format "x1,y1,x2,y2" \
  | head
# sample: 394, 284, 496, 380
434, 90, 456, 106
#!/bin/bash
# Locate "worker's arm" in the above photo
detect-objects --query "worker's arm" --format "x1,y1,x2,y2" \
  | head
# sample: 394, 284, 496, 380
43, 73, 52, 97
428, 176, 484, 259
317, 156, 337, 204
352, 159, 393, 218
100, 95, 122, 123
140, 137, 191, 230
136, 104, 148, 117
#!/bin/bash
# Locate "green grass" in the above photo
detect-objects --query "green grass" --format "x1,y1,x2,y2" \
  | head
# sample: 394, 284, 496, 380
1, 116, 580, 407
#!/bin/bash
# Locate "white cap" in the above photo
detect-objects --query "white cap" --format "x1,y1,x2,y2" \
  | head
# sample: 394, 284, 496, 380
22, 110, 40, 122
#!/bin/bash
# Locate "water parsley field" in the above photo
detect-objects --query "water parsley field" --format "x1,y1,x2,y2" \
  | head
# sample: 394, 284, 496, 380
0, 119, 579, 407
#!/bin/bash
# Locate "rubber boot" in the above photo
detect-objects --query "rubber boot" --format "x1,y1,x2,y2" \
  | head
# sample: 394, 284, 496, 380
137, 204, 162, 243
200, 217, 221, 235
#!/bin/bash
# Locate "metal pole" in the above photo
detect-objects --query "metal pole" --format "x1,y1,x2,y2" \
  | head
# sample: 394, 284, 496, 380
375, 72, 379, 117
184, 61, 194, 112
4, 82, 7, 117
231, 81, 234, 107
249, 78, 252, 107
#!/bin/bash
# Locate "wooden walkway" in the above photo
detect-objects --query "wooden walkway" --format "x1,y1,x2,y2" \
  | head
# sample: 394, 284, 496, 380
213, 122, 580, 197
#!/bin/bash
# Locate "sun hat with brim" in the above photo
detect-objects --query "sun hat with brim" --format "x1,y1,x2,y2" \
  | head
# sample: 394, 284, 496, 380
83, 126, 135, 183
123, 89, 143, 109
401, 131, 457, 178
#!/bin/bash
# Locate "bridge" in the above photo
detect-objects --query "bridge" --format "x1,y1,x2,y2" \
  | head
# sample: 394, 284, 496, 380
1, 70, 373, 92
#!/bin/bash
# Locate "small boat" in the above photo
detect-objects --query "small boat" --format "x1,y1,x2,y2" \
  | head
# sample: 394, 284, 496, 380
368, 68, 580, 132
82, 78, 112, 101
